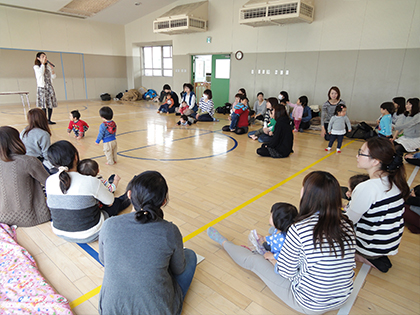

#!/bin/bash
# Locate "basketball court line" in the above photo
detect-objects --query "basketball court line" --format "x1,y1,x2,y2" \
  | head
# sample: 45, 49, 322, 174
69, 140, 355, 309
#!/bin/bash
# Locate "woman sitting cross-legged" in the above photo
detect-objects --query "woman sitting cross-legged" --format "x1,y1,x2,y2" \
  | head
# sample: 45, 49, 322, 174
98, 171, 197, 315
207, 171, 356, 314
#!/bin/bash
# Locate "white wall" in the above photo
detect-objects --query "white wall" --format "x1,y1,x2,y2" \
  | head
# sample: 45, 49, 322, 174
0, 6, 127, 104
124, 0, 420, 120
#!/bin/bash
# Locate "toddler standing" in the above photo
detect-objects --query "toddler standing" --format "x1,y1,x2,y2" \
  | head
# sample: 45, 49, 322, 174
377, 102, 394, 138
95, 106, 117, 165
325, 104, 351, 153
289, 96, 307, 132
67, 110, 89, 139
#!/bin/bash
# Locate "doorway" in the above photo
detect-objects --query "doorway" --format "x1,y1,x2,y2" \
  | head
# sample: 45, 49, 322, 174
192, 54, 231, 108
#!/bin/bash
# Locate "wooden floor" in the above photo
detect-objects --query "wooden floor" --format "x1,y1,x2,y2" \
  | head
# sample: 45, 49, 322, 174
3, 99, 419, 315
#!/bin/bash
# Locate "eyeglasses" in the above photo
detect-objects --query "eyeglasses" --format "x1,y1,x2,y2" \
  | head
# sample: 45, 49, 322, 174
357, 149, 371, 157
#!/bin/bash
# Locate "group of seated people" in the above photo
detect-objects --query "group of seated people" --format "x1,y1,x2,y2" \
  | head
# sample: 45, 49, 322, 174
0, 83, 419, 314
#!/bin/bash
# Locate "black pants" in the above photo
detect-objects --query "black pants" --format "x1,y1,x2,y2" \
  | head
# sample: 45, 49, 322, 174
393, 141, 407, 155
324, 123, 330, 141
300, 120, 311, 130
101, 192, 131, 217
405, 156, 420, 166
222, 125, 248, 134
328, 134, 344, 149
42, 108, 53, 121
197, 113, 214, 121
256, 146, 270, 157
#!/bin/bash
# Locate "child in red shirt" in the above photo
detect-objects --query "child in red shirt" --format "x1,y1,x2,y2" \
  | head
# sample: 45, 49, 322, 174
67, 110, 89, 139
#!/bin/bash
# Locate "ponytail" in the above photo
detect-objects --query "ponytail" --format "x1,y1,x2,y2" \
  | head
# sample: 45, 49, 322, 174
58, 167, 71, 194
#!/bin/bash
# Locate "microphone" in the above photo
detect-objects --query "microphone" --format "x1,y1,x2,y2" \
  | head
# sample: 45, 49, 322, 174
47, 60, 55, 67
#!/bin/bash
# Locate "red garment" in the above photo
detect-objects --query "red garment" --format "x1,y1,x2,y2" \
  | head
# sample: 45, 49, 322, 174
67, 119, 89, 137
237, 109, 249, 128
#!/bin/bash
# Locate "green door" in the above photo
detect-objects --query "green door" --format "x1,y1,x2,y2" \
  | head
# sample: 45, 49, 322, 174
211, 54, 231, 108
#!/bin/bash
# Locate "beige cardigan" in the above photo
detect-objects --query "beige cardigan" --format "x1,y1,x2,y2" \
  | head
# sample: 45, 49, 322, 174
0, 154, 50, 227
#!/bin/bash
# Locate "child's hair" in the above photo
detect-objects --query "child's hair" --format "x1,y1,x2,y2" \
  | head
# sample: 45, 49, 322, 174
406, 97, 419, 117
180, 114, 188, 121
99, 106, 113, 120
334, 104, 347, 115
235, 93, 242, 99
166, 92, 172, 97
257, 92, 264, 97
23, 108, 51, 137
413, 185, 420, 197
279, 91, 289, 102
203, 89, 212, 100
380, 102, 395, 115
392, 97, 406, 115
77, 159, 99, 177
298, 96, 308, 107
271, 202, 298, 232
71, 110, 81, 120
348, 174, 370, 192
127, 171, 168, 223
48, 140, 79, 194
238, 94, 247, 102
297, 171, 355, 258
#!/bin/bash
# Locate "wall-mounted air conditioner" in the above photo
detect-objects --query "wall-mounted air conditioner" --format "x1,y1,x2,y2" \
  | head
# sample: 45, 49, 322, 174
239, 0, 314, 27
153, 1, 208, 35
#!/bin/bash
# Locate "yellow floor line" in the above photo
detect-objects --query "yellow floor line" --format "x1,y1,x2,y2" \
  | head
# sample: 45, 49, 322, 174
69, 140, 356, 309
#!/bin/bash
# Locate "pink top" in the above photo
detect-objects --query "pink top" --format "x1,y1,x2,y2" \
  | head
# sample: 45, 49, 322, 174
290, 103, 303, 120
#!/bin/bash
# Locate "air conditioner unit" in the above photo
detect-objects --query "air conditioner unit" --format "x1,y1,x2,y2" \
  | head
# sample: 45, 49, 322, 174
239, 0, 314, 27
153, 1, 208, 35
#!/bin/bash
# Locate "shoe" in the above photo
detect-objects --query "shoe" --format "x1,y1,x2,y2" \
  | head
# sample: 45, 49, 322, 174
337, 149, 341, 153
325, 147, 331, 151
293, 129, 298, 132
108, 174, 115, 184
248, 230, 266, 255
48, 121, 56, 125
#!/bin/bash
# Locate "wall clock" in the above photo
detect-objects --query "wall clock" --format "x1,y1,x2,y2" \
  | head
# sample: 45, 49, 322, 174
235, 51, 243, 60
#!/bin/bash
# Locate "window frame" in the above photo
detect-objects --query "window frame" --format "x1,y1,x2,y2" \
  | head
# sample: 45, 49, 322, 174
143, 45, 173, 77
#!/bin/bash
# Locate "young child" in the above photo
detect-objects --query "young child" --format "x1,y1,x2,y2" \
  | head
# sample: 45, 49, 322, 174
177, 114, 195, 126
157, 92, 173, 114
325, 104, 351, 153
95, 106, 117, 165
248, 202, 298, 261
67, 110, 89, 139
229, 94, 248, 131
250, 105, 276, 140
77, 159, 130, 214
289, 96, 307, 132
341, 174, 369, 211
377, 102, 394, 138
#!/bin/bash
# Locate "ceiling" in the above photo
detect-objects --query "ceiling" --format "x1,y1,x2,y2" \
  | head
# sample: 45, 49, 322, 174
0, 0, 176, 25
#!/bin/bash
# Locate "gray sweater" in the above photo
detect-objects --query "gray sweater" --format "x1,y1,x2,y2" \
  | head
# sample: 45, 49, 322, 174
321, 100, 346, 125
98, 213, 185, 315
328, 115, 352, 134
395, 113, 420, 138
20, 127, 53, 169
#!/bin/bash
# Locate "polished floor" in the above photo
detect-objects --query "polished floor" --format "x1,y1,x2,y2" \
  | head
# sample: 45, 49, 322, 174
3, 99, 419, 315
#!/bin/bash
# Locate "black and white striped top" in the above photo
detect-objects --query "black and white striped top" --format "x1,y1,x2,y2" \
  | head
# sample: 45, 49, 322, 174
277, 213, 356, 312
347, 177, 405, 257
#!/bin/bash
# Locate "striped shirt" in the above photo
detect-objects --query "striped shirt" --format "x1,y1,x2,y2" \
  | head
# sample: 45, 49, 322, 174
198, 98, 215, 117
347, 177, 405, 256
277, 213, 356, 312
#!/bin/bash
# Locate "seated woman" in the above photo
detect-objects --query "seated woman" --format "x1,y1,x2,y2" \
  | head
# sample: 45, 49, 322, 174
256, 103, 294, 158
0, 126, 50, 227
222, 94, 250, 134
404, 152, 420, 166
178, 83, 197, 116
248, 97, 277, 143
253, 92, 266, 121
46, 140, 129, 243
346, 137, 410, 273
99, 171, 196, 315
20, 108, 54, 173
207, 171, 356, 314
300, 101, 312, 130
196, 89, 217, 121
393, 97, 420, 155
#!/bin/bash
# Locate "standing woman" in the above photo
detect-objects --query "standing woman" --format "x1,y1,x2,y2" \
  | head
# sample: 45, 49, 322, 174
347, 137, 410, 272
34, 52, 57, 125
20, 108, 54, 172
321, 86, 345, 141
99, 171, 196, 315
0, 126, 50, 227
393, 97, 420, 155
256, 103, 293, 158
207, 171, 356, 314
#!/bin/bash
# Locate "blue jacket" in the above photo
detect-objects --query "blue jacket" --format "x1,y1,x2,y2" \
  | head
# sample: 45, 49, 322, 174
96, 121, 117, 144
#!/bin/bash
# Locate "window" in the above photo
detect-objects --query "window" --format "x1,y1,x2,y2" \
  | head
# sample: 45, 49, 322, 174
143, 45, 173, 77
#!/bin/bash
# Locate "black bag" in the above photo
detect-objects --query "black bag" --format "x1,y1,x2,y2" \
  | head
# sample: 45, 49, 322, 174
358, 121, 373, 131
100, 93, 111, 101
216, 102, 232, 114
347, 123, 376, 140
115, 92, 123, 100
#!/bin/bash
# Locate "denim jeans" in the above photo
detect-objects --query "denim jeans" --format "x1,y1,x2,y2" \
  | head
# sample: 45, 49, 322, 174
174, 248, 197, 300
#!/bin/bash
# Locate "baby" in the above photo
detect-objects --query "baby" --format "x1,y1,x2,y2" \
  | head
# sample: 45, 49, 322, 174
177, 114, 196, 126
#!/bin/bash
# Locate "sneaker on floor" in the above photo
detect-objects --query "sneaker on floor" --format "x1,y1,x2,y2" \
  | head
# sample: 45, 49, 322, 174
325, 147, 331, 151
337, 148, 341, 153
48, 121, 56, 125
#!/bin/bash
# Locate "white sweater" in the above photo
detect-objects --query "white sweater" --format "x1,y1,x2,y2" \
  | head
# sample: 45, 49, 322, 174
33, 64, 56, 88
